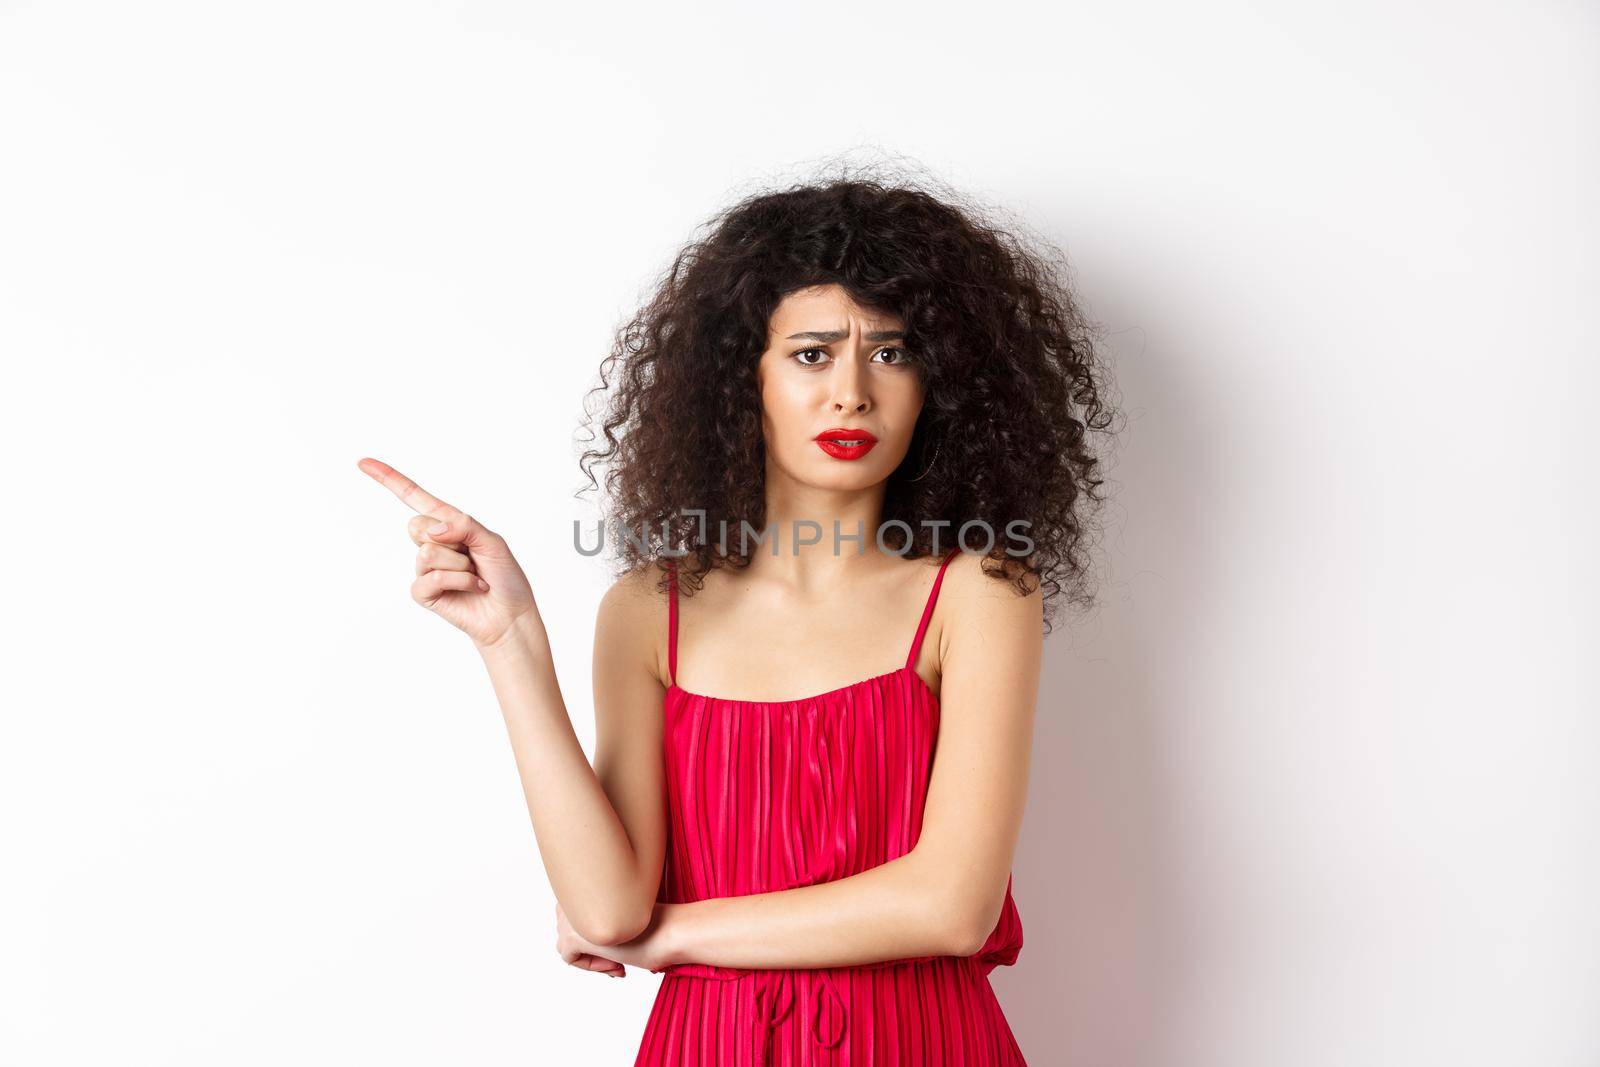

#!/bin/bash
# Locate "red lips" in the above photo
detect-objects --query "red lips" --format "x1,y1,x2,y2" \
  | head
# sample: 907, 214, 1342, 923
813, 427, 878, 461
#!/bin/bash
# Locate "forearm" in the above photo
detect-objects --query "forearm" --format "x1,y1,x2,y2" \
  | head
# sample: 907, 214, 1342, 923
656, 849, 976, 971
476, 617, 651, 944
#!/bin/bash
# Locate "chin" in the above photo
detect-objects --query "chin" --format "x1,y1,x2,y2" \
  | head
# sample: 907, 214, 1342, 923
809, 461, 889, 487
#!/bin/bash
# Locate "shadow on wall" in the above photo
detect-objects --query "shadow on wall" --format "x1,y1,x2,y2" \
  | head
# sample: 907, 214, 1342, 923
990, 312, 1212, 1067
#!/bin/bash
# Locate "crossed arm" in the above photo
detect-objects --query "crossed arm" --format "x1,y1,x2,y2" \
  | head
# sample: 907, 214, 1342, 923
359, 457, 1040, 972
574, 554, 1042, 973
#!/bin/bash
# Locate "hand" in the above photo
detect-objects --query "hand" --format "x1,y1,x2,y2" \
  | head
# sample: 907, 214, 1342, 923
554, 901, 680, 976
357, 457, 539, 649
554, 902, 627, 979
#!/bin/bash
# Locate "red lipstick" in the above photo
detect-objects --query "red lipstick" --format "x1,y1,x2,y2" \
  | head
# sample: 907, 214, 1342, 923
813, 427, 879, 460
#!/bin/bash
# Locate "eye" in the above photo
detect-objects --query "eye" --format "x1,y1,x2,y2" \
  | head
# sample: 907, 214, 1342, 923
788, 346, 912, 367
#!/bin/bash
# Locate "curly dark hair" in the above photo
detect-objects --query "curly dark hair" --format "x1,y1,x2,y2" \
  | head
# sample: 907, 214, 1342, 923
576, 157, 1121, 632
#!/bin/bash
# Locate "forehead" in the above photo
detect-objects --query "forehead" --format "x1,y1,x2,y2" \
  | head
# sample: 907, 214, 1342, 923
767, 284, 905, 335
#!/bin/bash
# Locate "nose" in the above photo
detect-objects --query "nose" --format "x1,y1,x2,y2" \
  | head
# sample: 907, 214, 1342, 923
828, 352, 871, 414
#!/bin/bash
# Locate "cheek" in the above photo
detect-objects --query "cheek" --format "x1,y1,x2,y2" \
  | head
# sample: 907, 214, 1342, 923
885, 383, 926, 444
759, 371, 811, 437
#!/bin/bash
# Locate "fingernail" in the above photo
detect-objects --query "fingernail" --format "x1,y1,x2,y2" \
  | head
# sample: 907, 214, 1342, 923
428, 521, 449, 534
476, 578, 489, 592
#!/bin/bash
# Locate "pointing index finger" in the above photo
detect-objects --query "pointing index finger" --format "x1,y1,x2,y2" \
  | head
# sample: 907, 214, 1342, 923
356, 457, 464, 519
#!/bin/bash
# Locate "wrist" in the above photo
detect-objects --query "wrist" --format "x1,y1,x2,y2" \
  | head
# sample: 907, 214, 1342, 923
653, 902, 691, 971
475, 613, 548, 660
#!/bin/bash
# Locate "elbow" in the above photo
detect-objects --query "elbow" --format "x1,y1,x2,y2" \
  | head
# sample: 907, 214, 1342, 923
570, 901, 654, 948
945, 914, 992, 958
914, 849, 1009, 957
939, 886, 1007, 958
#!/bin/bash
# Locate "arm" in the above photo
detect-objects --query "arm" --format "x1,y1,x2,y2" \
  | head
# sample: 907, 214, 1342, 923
596, 553, 1042, 968
357, 457, 666, 949
480, 568, 668, 947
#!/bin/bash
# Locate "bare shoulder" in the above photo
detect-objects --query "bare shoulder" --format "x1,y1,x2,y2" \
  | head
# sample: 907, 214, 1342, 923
938, 549, 1043, 608
599, 557, 670, 613
933, 550, 1043, 659
594, 558, 673, 688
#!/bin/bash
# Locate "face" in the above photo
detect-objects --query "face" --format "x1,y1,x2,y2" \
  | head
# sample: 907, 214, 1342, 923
756, 284, 925, 490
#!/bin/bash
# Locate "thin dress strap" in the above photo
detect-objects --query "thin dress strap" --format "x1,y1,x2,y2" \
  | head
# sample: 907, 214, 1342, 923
905, 547, 961, 671
666, 558, 679, 686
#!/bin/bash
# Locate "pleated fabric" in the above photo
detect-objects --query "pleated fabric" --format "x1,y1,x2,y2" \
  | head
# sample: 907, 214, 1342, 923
633, 549, 1027, 1066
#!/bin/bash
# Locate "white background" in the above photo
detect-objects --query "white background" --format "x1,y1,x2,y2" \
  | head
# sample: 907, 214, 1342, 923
2, 2, 1594, 1064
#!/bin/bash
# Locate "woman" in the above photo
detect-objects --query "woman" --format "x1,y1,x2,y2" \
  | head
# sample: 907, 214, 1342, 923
358, 171, 1115, 1064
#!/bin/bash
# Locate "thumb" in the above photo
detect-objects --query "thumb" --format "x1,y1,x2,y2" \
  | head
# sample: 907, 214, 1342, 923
422, 513, 509, 559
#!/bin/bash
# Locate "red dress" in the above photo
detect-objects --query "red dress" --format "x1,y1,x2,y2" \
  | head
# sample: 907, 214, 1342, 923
634, 548, 1027, 1065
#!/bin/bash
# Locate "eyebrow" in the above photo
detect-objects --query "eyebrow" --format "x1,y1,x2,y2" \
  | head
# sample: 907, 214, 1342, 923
785, 329, 906, 342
